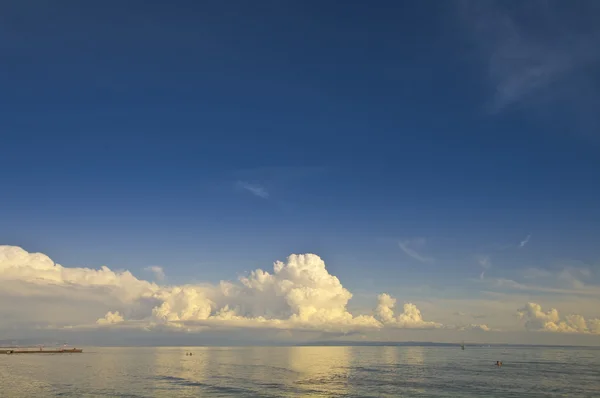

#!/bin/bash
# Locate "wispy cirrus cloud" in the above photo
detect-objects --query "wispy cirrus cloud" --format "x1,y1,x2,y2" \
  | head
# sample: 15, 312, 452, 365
460, 0, 600, 119
481, 277, 600, 298
398, 238, 435, 264
477, 255, 492, 279
454, 311, 487, 320
523, 266, 592, 290
478, 234, 533, 253
236, 181, 269, 199
519, 234, 531, 248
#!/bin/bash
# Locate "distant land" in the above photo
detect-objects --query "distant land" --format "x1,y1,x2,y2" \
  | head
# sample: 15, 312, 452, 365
295, 341, 600, 349
2, 339, 598, 349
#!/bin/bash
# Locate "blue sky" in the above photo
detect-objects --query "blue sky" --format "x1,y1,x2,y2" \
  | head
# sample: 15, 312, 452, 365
1, 1, 600, 344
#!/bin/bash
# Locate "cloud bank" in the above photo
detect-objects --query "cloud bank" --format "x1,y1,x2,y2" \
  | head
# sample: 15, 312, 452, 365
0, 246, 442, 334
3, 245, 598, 340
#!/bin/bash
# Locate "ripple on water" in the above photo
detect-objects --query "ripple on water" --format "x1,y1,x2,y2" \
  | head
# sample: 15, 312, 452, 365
2, 347, 600, 397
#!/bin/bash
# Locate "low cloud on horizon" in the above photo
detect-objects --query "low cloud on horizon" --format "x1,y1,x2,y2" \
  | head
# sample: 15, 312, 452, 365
0, 246, 453, 335
1, 245, 599, 345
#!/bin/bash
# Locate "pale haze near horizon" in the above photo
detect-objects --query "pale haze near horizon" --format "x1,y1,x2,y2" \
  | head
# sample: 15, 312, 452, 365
1, 245, 599, 347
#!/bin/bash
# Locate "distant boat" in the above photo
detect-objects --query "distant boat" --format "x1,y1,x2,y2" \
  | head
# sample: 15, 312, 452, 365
461, 341, 465, 350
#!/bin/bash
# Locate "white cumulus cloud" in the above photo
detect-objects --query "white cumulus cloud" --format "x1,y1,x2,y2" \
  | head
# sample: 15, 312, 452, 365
375, 294, 441, 329
0, 245, 158, 303
96, 311, 124, 325
460, 324, 492, 332
0, 246, 446, 335
517, 302, 600, 335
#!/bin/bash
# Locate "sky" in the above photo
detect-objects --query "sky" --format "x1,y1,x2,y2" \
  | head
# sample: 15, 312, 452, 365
1, 0, 600, 346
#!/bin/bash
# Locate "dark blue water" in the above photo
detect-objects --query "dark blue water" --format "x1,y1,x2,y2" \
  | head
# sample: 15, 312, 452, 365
2, 346, 599, 397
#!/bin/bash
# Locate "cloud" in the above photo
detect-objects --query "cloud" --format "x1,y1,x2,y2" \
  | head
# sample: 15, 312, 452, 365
501, 279, 569, 294
590, 319, 600, 335
481, 274, 600, 298
476, 255, 492, 279
398, 239, 434, 264
0, 246, 447, 335
519, 234, 531, 248
454, 311, 488, 321
232, 166, 327, 183
0, 245, 158, 303
457, 324, 492, 332
144, 266, 165, 281
514, 266, 595, 293
96, 311, 124, 325
522, 267, 553, 280
478, 256, 492, 269
556, 268, 589, 290
375, 294, 441, 329
517, 302, 600, 335
236, 181, 269, 199
461, 0, 600, 113
449, 312, 491, 331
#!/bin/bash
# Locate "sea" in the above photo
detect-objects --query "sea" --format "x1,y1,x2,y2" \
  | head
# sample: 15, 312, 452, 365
1, 346, 599, 397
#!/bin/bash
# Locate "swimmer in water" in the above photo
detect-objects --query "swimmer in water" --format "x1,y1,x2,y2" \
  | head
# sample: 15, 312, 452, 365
496, 361, 502, 367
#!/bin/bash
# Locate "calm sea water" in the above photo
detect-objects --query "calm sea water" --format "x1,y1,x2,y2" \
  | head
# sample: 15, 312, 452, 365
1, 346, 599, 397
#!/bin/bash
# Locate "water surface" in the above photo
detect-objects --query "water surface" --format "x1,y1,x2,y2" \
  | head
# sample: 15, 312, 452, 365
1, 346, 599, 397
